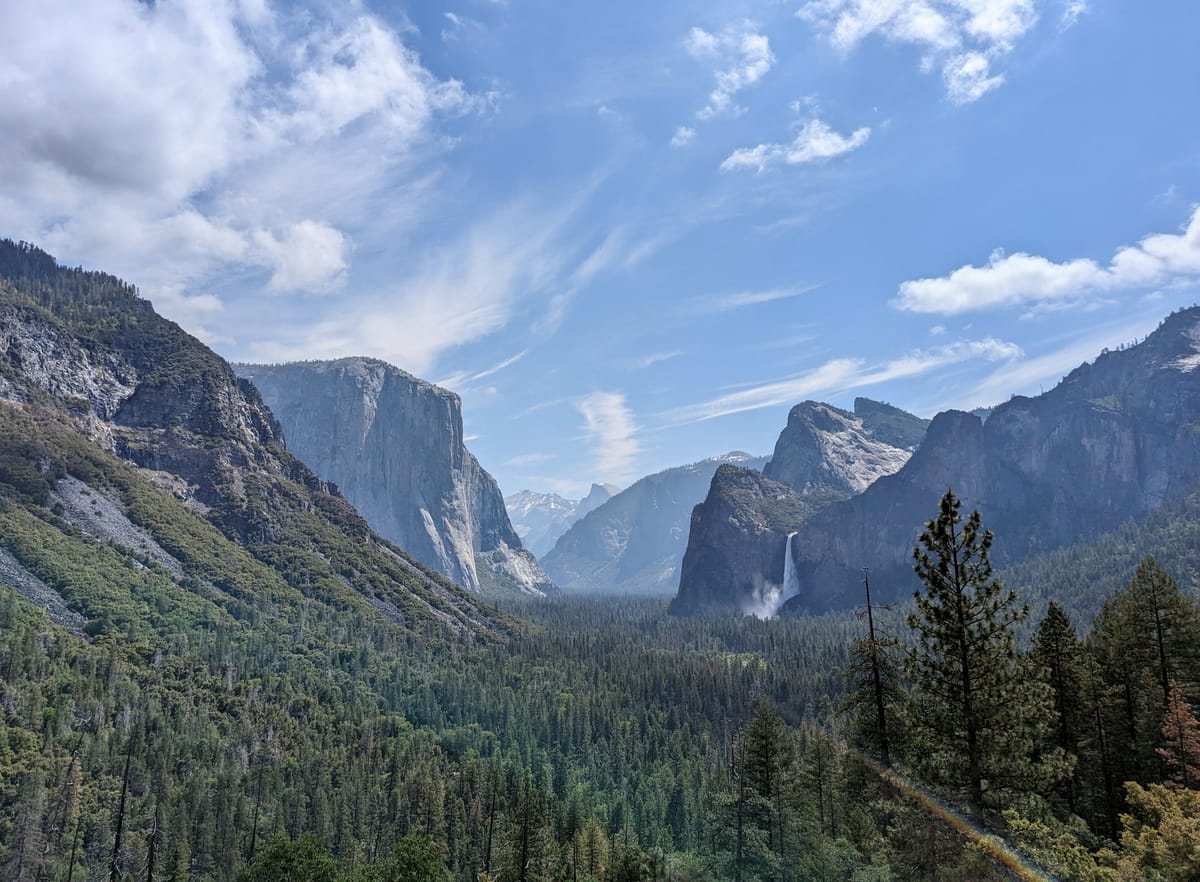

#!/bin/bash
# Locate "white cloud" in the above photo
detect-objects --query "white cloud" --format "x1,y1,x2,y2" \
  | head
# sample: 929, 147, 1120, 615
942, 51, 1005, 103
245, 198, 628, 375
632, 350, 683, 369
671, 126, 697, 147
666, 338, 1020, 422
1060, 0, 1087, 30
0, 1, 487, 317
896, 206, 1200, 314
253, 220, 349, 293
721, 119, 870, 172
578, 392, 642, 483
798, 0, 1038, 103
685, 24, 775, 119
437, 349, 529, 390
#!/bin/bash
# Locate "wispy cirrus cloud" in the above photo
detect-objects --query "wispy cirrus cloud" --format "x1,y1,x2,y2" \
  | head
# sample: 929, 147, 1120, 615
666, 338, 1021, 423
691, 286, 821, 314
798, 0, 1039, 104
578, 391, 642, 483
685, 23, 775, 120
895, 206, 1200, 315
721, 119, 871, 172
437, 349, 529, 391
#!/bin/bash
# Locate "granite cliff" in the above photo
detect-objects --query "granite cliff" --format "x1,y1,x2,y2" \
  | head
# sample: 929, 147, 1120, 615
784, 309, 1200, 611
237, 359, 555, 597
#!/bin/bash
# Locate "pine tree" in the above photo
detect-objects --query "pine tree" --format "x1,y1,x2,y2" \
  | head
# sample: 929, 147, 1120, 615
844, 569, 904, 768
1157, 681, 1200, 790
1122, 558, 1200, 708
1032, 602, 1087, 811
906, 490, 1064, 822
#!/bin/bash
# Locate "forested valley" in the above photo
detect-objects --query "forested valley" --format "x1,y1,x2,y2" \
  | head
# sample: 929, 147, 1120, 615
4, 486, 1200, 881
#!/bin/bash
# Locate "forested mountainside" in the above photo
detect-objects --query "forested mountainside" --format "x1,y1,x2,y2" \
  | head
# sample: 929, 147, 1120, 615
237, 359, 554, 598
541, 453, 767, 596
0, 239, 501, 637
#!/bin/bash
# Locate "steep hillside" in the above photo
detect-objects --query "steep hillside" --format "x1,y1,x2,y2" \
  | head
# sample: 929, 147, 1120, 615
237, 359, 554, 597
541, 452, 767, 595
0, 239, 507, 639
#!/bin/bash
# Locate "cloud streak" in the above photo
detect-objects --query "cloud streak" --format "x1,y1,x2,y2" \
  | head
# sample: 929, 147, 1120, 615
895, 206, 1200, 314
666, 338, 1021, 423
578, 391, 642, 483
691, 286, 821, 313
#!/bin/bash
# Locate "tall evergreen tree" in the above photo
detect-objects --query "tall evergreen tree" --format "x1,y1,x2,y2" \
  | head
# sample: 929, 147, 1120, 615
1032, 602, 1087, 811
906, 490, 1063, 822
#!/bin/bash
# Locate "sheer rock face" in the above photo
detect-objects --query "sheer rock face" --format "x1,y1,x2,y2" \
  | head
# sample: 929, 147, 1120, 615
540, 453, 767, 596
667, 465, 812, 616
786, 309, 1200, 612
237, 358, 554, 597
671, 401, 925, 616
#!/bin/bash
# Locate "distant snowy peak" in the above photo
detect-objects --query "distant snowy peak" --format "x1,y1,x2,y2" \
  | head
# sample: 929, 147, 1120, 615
504, 482, 621, 558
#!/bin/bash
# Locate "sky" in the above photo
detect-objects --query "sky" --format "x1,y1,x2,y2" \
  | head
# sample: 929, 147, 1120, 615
2, 0, 1199, 498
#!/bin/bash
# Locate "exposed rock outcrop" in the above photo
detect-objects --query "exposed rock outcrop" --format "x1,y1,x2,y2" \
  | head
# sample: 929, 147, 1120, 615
762, 400, 921, 497
667, 465, 814, 616
237, 358, 555, 597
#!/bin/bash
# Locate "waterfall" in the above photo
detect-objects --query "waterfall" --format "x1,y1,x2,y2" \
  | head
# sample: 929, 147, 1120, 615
780, 531, 800, 608
745, 532, 802, 619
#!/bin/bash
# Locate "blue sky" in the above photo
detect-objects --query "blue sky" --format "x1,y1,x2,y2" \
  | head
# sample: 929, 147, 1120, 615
2, 1, 1199, 497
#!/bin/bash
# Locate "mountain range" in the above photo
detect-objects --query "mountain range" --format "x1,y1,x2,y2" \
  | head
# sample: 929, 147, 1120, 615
671, 312, 1200, 615
540, 452, 768, 595
671, 399, 927, 615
